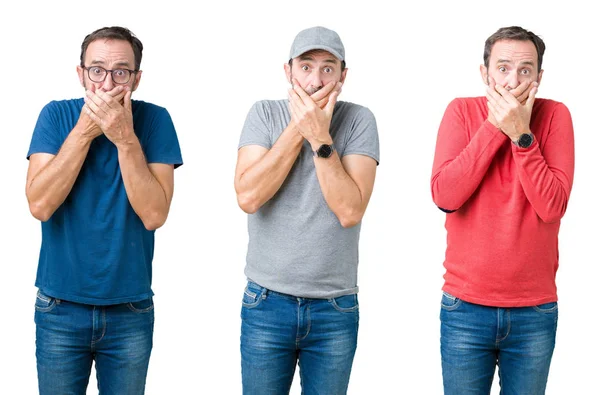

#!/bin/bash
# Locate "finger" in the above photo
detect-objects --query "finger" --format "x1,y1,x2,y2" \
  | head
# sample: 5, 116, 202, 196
525, 85, 538, 110
486, 101, 501, 121
86, 90, 112, 111
291, 79, 313, 106
508, 80, 531, 100
123, 89, 132, 111
95, 88, 124, 108
111, 88, 127, 103
310, 81, 335, 103
83, 104, 102, 125
287, 89, 302, 119
288, 87, 303, 107
515, 81, 538, 104
315, 98, 328, 109
494, 84, 519, 105
287, 101, 297, 123
485, 88, 502, 107
485, 95, 500, 113
324, 90, 339, 116
487, 76, 497, 88
83, 95, 105, 116
515, 85, 533, 104
104, 85, 124, 97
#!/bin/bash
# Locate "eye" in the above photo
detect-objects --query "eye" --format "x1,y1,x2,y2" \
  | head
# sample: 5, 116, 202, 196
323, 67, 333, 73
301, 65, 310, 71
114, 69, 126, 77
90, 66, 104, 75
498, 66, 507, 73
520, 69, 531, 75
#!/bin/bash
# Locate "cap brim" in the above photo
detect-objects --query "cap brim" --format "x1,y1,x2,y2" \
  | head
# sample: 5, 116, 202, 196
290, 45, 344, 62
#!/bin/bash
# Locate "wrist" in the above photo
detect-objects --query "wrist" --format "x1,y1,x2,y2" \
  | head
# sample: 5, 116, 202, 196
509, 127, 531, 141
313, 142, 335, 159
115, 132, 140, 152
73, 123, 99, 144
309, 136, 333, 151
512, 131, 535, 148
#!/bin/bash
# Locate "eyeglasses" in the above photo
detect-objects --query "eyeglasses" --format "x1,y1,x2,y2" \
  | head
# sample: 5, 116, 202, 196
82, 66, 138, 84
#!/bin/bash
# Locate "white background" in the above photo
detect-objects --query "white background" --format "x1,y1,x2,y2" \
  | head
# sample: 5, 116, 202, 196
1, 0, 598, 393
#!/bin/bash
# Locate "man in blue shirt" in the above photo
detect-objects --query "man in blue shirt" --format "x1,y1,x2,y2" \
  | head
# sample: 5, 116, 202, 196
26, 26, 182, 394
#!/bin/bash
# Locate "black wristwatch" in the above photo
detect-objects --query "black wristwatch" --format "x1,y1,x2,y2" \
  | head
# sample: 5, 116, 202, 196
514, 133, 534, 148
313, 144, 335, 158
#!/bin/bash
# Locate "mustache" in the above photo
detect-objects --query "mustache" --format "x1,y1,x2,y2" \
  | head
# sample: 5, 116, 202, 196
305, 86, 322, 95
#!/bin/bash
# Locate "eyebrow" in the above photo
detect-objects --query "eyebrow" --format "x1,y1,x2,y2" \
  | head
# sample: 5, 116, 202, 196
89, 59, 132, 68
298, 56, 338, 65
496, 59, 535, 67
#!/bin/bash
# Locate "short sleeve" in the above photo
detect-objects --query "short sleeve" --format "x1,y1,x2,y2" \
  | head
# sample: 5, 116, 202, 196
144, 107, 183, 168
27, 102, 62, 159
342, 106, 380, 164
238, 101, 273, 150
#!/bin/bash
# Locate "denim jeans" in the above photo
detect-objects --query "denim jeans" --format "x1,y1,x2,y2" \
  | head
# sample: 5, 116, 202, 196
35, 290, 154, 395
440, 292, 558, 395
240, 281, 359, 395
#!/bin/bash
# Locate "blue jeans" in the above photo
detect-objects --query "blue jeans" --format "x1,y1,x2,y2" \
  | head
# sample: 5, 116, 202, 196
240, 281, 359, 395
440, 292, 558, 395
35, 290, 154, 395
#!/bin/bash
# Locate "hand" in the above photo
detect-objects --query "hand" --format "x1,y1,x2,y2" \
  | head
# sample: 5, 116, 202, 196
509, 79, 536, 105
83, 85, 134, 147
76, 106, 103, 141
486, 77, 501, 128
486, 79, 537, 141
288, 78, 338, 150
311, 80, 343, 109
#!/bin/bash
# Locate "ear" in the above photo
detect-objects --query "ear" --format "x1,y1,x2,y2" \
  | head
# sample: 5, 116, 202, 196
340, 68, 348, 84
284, 62, 292, 84
132, 70, 143, 92
77, 65, 85, 88
536, 69, 544, 87
480, 64, 489, 85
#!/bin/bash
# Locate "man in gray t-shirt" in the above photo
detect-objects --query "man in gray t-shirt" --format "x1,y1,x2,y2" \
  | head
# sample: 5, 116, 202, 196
235, 26, 379, 394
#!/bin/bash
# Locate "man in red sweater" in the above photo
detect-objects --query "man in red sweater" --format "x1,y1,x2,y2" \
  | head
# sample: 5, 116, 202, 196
431, 26, 574, 394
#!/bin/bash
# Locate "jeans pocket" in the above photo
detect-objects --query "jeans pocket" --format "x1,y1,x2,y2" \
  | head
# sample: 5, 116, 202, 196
127, 297, 155, 313
242, 282, 266, 309
440, 291, 462, 311
329, 294, 359, 313
35, 290, 57, 313
533, 302, 558, 314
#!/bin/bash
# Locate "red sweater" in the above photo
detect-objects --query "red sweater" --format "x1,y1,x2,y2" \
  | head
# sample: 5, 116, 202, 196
431, 97, 574, 307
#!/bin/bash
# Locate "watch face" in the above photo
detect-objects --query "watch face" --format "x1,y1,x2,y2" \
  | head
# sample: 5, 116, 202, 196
518, 133, 534, 148
317, 144, 334, 158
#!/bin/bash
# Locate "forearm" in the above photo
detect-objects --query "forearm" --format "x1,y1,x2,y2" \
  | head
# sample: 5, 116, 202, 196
513, 142, 574, 223
431, 121, 506, 211
26, 127, 93, 221
236, 123, 304, 213
314, 152, 365, 228
117, 137, 170, 230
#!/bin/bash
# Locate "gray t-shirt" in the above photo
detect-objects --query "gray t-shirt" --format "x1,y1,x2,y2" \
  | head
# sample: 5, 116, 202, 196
238, 99, 379, 298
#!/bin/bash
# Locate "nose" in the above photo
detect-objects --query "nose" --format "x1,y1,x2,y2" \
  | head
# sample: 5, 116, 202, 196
308, 70, 323, 91
100, 72, 115, 91
504, 70, 519, 90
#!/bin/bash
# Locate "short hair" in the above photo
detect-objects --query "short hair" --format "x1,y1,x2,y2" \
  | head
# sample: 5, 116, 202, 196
288, 49, 346, 71
80, 26, 143, 70
484, 26, 545, 72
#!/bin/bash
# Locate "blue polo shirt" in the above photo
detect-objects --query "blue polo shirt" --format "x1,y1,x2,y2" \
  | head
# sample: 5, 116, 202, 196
27, 98, 183, 305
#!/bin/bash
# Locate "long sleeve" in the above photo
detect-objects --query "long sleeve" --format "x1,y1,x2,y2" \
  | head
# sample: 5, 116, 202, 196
512, 102, 574, 223
431, 98, 506, 212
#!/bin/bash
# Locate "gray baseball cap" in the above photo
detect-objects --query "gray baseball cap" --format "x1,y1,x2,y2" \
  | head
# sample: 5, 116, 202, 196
289, 26, 345, 62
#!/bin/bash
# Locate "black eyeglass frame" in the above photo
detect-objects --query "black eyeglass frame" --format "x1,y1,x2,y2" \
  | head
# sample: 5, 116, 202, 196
82, 65, 139, 84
